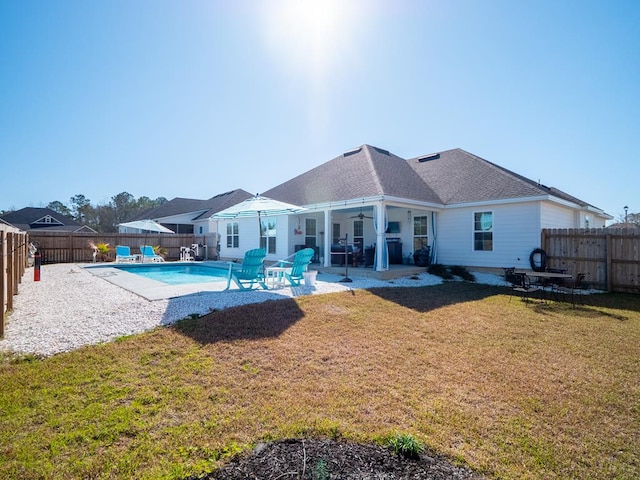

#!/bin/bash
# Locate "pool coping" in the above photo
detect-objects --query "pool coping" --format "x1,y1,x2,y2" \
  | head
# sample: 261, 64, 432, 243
84, 261, 232, 300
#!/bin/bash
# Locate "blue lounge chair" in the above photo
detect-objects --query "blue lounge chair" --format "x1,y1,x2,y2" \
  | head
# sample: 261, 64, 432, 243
225, 248, 267, 290
115, 245, 137, 263
278, 247, 315, 286
140, 245, 165, 263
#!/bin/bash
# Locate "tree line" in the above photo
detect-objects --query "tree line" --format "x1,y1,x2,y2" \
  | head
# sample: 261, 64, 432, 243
44, 192, 167, 233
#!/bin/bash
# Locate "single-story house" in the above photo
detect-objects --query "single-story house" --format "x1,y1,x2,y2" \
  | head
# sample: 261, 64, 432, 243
0, 207, 97, 233
128, 145, 611, 271
121, 190, 253, 235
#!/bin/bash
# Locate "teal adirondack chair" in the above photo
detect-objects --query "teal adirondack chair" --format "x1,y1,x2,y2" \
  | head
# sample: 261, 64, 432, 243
225, 248, 267, 290
278, 248, 315, 286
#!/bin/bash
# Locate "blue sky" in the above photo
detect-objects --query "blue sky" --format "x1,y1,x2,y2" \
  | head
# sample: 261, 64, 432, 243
1, 0, 638, 222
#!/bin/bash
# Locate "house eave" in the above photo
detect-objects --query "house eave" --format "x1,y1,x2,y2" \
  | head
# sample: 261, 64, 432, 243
294, 195, 443, 212
441, 194, 609, 218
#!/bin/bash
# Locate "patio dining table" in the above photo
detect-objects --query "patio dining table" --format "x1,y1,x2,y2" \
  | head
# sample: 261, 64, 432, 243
514, 269, 575, 302
514, 270, 573, 281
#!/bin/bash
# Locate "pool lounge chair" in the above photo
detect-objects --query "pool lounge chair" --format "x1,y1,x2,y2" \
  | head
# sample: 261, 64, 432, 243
277, 247, 315, 286
225, 248, 267, 291
115, 245, 138, 263
140, 245, 165, 263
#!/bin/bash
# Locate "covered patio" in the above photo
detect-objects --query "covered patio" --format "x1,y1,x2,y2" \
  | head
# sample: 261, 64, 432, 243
290, 199, 438, 273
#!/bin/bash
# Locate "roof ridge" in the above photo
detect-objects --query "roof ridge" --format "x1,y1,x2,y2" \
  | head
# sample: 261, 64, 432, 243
361, 145, 385, 194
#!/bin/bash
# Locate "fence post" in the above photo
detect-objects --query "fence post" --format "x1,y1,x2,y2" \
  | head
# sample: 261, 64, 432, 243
605, 232, 612, 292
13, 234, 20, 294
6, 233, 14, 311
1, 231, 5, 337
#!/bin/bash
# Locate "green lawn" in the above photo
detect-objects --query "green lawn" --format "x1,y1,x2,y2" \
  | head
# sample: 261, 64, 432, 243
1, 283, 638, 479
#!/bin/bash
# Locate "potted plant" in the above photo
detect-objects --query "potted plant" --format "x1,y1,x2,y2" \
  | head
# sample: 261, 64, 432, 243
413, 246, 431, 267
153, 245, 167, 259
96, 242, 111, 262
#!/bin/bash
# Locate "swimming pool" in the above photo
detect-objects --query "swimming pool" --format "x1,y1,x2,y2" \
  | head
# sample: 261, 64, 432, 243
113, 263, 229, 285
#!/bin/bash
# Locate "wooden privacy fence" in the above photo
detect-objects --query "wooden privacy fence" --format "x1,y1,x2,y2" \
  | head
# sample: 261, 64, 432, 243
542, 228, 640, 293
1, 228, 30, 337
27, 232, 210, 264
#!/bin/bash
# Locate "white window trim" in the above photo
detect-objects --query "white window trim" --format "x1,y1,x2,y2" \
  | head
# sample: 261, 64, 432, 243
226, 222, 239, 249
472, 210, 494, 252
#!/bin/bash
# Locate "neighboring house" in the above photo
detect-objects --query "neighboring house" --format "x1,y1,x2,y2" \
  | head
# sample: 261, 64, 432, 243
120, 190, 253, 249
0, 207, 97, 233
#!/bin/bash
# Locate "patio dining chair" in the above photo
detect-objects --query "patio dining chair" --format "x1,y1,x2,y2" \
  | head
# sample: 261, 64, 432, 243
553, 273, 586, 307
503, 267, 542, 303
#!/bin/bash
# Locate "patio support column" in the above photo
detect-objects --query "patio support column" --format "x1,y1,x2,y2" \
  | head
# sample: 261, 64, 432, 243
323, 209, 331, 267
375, 203, 388, 271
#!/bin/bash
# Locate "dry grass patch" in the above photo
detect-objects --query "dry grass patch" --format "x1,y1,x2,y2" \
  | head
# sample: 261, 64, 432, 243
1, 283, 639, 479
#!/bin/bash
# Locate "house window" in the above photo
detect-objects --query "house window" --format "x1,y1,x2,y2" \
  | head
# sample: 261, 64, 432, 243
474, 211, 493, 251
305, 218, 317, 248
226, 222, 239, 248
260, 219, 276, 254
413, 216, 428, 252
353, 220, 363, 250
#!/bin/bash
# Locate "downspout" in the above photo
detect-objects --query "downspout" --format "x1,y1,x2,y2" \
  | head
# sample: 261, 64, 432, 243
430, 211, 437, 265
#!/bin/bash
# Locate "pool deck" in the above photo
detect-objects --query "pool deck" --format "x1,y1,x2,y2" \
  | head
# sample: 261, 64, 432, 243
84, 262, 231, 300
84, 261, 430, 301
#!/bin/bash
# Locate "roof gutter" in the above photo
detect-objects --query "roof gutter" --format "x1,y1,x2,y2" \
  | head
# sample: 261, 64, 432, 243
300, 195, 444, 212
442, 194, 608, 213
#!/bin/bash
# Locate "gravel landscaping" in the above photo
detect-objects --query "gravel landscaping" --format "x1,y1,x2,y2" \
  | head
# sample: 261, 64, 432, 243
0, 263, 504, 357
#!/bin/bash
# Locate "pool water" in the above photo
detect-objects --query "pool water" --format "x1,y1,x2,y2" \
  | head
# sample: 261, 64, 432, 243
114, 264, 228, 285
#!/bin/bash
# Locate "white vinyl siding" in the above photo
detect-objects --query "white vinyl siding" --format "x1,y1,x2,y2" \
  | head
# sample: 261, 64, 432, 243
540, 202, 577, 228
437, 202, 541, 269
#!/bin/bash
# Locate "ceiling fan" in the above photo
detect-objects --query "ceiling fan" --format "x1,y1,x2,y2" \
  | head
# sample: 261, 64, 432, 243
350, 208, 373, 220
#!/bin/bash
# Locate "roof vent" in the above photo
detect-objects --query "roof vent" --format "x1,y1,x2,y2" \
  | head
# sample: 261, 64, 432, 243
417, 153, 440, 162
343, 147, 362, 157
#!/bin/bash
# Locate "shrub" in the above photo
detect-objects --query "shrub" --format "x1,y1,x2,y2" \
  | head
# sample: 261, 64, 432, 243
427, 263, 453, 280
387, 433, 425, 459
449, 265, 476, 282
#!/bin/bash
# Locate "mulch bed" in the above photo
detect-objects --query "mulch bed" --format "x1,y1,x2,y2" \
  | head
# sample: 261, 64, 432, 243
194, 438, 485, 479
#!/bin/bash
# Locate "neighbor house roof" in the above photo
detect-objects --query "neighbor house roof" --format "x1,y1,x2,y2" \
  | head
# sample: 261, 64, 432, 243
132, 198, 210, 221
132, 189, 254, 222
0, 207, 96, 232
262, 144, 442, 206
195, 190, 254, 220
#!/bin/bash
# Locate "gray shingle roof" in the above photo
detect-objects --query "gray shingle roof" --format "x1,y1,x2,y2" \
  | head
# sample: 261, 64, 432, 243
262, 145, 602, 212
408, 148, 596, 207
132, 189, 253, 221
262, 145, 441, 206
195, 189, 254, 220
0, 207, 80, 231
132, 198, 208, 221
